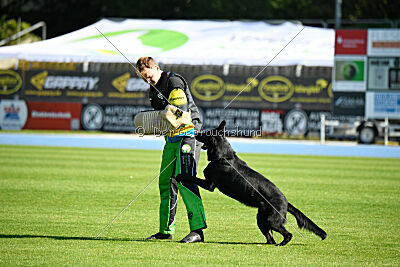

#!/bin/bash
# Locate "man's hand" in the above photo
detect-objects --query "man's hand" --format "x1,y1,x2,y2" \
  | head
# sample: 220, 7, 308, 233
176, 174, 195, 183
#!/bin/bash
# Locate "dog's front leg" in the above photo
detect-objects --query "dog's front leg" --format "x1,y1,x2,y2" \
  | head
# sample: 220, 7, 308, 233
176, 174, 216, 192
194, 178, 216, 192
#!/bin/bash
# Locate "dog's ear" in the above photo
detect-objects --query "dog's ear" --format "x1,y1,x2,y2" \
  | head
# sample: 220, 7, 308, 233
196, 131, 209, 149
217, 120, 226, 131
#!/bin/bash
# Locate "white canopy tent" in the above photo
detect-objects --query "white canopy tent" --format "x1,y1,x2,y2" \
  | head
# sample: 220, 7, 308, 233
0, 19, 335, 66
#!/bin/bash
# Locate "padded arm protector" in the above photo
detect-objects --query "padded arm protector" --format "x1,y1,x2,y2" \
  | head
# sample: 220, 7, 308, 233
134, 105, 191, 135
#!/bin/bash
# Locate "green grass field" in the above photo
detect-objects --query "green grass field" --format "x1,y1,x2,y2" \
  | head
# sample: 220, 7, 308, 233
0, 144, 399, 266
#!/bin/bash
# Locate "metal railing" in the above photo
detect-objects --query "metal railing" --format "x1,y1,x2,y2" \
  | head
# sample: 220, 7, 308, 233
0, 21, 46, 46
281, 19, 400, 28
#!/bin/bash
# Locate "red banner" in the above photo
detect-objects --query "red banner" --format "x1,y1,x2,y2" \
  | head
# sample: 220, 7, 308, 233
335, 30, 367, 55
24, 102, 82, 130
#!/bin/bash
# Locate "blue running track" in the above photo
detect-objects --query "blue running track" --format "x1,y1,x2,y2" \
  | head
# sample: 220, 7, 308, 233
0, 133, 399, 158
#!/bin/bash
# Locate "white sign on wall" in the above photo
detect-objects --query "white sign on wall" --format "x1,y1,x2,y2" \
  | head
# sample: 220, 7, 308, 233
368, 57, 400, 90
333, 55, 367, 92
365, 92, 400, 119
368, 29, 400, 56
0, 100, 28, 130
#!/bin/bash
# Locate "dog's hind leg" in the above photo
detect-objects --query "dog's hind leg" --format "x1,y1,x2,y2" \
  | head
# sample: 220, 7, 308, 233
266, 207, 293, 246
257, 208, 276, 245
267, 230, 276, 245
272, 225, 292, 246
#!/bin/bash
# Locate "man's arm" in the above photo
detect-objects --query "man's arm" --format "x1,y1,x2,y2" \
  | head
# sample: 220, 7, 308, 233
167, 77, 187, 107
168, 76, 203, 130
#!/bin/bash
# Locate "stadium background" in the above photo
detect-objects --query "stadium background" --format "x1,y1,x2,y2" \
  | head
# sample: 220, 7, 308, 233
1, 1, 399, 137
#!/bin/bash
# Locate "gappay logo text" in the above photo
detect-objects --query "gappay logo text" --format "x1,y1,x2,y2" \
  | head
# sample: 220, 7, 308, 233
26, 71, 103, 98
108, 72, 147, 99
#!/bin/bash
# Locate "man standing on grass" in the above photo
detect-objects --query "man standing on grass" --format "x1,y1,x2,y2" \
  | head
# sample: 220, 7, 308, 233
136, 56, 207, 243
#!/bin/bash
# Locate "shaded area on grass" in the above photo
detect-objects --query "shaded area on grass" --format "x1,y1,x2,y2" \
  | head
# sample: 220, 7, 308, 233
0, 234, 287, 246
0, 234, 142, 242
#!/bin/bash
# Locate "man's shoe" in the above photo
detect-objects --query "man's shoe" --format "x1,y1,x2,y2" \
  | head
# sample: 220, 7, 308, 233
180, 230, 204, 243
145, 232, 172, 240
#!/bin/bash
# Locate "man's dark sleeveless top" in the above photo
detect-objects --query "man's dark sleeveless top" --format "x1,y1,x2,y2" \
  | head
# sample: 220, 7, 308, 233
148, 71, 202, 128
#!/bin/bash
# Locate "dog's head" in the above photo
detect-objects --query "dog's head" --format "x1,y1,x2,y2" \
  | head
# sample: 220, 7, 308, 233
195, 120, 236, 161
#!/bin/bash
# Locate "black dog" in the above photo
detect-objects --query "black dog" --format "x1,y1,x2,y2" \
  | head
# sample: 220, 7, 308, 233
177, 121, 327, 246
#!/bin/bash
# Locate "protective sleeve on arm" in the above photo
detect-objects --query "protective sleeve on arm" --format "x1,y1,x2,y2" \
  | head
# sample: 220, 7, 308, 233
168, 77, 188, 111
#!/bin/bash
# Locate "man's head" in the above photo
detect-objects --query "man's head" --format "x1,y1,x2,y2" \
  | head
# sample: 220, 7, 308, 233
136, 56, 162, 85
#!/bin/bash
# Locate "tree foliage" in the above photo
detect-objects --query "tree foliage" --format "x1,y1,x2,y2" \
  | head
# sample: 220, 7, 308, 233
0, 16, 41, 45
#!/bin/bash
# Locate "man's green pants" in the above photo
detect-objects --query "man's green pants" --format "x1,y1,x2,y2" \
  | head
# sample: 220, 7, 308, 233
159, 136, 207, 234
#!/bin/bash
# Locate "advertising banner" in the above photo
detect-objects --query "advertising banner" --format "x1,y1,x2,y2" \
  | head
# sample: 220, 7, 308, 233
333, 56, 367, 92
365, 92, 400, 119
307, 111, 332, 132
24, 70, 103, 99
283, 108, 309, 135
335, 30, 367, 55
0, 100, 28, 130
19, 70, 150, 105
81, 103, 150, 132
368, 57, 400, 90
16, 69, 332, 111
260, 109, 284, 135
332, 92, 365, 116
200, 107, 260, 136
189, 73, 332, 111
0, 70, 23, 97
103, 72, 149, 104
24, 102, 82, 130
368, 29, 400, 56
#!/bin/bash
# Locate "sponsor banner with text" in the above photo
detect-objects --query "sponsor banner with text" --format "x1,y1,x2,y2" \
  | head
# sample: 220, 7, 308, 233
335, 30, 367, 55
333, 92, 365, 116
283, 108, 309, 135
365, 92, 400, 119
24, 70, 103, 99
0, 70, 23, 97
81, 103, 151, 132
368, 57, 400, 90
201, 107, 261, 136
368, 29, 400, 56
189, 74, 332, 111
11, 69, 332, 111
0, 99, 28, 130
20, 70, 150, 105
261, 109, 284, 135
24, 101, 82, 130
333, 56, 367, 92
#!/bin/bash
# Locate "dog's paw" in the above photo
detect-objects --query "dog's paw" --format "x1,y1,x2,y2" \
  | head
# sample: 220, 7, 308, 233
176, 174, 195, 183
175, 174, 183, 182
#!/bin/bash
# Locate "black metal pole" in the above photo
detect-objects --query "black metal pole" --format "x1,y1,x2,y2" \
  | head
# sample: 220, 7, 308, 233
335, 0, 342, 29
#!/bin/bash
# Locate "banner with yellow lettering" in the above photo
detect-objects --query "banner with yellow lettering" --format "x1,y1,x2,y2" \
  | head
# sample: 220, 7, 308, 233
6, 69, 332, 111
16, 70, 150, 105
188, 73, 332, 111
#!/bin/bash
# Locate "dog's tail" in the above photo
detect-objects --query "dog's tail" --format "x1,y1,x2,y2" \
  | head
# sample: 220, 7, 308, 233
287, 203, 327, 240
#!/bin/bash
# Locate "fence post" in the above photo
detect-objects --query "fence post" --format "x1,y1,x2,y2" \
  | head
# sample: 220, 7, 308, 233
384, 117, 389, 146
83, 61, 89, 72
321, 114, 326, 144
